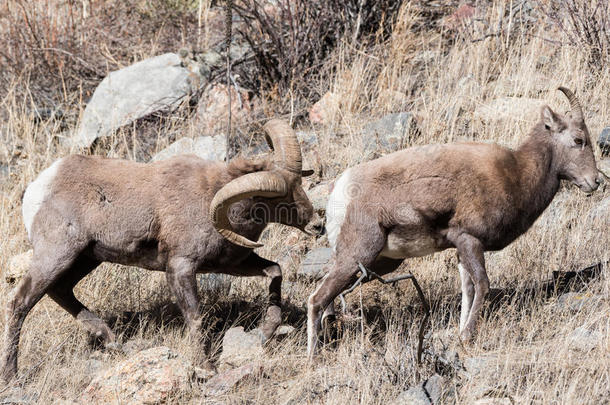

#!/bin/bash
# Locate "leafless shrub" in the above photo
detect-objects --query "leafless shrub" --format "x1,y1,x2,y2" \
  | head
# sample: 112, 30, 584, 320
232, 0, 404, 101
538, 0, 610, 70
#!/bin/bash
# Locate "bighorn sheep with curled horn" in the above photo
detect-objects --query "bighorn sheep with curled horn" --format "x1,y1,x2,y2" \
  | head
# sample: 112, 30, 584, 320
1, 119, 316, 381
307, 87, 602, 356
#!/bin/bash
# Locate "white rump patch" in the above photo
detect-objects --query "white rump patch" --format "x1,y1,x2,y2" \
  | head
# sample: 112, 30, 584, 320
22, 158, 63, 238
325, 168, 352, 251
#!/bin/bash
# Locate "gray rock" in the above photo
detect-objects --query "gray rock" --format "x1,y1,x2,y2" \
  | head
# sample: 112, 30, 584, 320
274, 324, 296, 338
364, 112, 418, 155
306, 182, 332, 213
204, 362, 263, 396
218, 327, 264, 369
556, 292, 600, 312
298, 248, 332, 281
0, 387, 37, 404
464, 354, 498, 377
296, 130, 318, 151
392, 385, 431, 405
73, 53, 203, 148
424, 374, 446, 404
152, 135, 227, 162
568, 326, 602, 352
599, 127, 610, 156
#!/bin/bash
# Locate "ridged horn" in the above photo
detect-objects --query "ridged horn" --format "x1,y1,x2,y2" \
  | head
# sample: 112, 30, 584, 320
558, 87, 583, 123
263, 119, 303, 174
210, 172, 288, 248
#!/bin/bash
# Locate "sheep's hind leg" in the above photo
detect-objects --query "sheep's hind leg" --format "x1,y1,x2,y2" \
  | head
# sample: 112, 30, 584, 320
1, 245, 82, 382
46, 256, 115, 346
307, 217, 387, 358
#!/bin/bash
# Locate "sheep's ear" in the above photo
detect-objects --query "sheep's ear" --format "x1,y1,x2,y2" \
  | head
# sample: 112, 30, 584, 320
541, 105, 560, 132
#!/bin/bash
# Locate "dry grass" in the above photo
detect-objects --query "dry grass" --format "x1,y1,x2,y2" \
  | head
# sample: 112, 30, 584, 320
0, 0, 609, 403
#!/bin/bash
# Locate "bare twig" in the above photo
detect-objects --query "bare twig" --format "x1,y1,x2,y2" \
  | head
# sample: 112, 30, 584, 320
339, 262, 431, 365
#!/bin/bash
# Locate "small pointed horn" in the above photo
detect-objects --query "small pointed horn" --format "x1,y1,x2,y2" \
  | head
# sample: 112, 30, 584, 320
263, 119, 303, 174
210, 172, 288, 248
558, 87, 583, 123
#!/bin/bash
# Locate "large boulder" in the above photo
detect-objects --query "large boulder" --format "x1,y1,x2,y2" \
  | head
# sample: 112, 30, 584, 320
73, 53, 204, 148
151, 135, 227, 162
81, 346, 196, 404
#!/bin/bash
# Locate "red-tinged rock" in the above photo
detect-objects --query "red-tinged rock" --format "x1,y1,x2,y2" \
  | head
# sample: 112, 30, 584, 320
82, 346, 194, 404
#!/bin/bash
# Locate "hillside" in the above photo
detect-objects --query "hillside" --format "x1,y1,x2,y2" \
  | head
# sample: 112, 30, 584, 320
0, 1, 608, 403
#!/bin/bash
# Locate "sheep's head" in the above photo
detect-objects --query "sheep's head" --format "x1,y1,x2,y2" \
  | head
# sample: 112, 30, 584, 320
209, 119, 315, 248
542, 87, 601, 193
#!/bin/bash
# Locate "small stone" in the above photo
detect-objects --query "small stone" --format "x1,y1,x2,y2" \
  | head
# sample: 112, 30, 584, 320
193, 366, 217, 382
218, 327, 264, 369
306, 182, 332, 214
363, 112, 418, 156
392, 385, 431, 405
298, 248, 332, 281
599, 127, 610, 156
309, 92, 340, 125
556, 292, 599, 312
473, 398, 512, 405
464, 354, 498, 377
204, 363, 263, 396
5, 250, 32, 284
568, 326, 602, 352
424, 374, 446, 404
274, 325, 296, 338
152, 135, 227, 162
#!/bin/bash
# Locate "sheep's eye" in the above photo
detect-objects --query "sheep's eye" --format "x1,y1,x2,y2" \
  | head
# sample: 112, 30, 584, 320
574, 138, 584, 146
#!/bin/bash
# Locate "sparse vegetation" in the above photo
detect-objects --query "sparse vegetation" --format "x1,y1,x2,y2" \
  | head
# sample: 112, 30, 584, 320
0, 0, 608, 403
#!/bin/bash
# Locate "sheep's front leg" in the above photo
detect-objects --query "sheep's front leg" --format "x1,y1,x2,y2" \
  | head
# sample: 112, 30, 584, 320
233, 254, 283, 341
166, 257, 202, 342
448, 232, 489, 342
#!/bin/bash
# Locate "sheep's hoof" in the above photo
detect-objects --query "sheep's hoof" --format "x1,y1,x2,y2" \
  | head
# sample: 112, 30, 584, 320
260, 305, 282, 341
459, 328, 474, 343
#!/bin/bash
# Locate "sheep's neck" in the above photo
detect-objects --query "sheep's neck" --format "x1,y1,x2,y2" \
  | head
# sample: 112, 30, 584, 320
514, 131, 560, 222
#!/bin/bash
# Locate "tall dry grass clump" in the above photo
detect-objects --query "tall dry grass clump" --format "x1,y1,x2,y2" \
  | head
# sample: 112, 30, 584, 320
0, 0, 608, 403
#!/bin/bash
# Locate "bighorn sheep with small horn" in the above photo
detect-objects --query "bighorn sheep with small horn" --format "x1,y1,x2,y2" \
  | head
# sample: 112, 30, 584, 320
307, 87, 602, 356
1, 119, 316, 381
